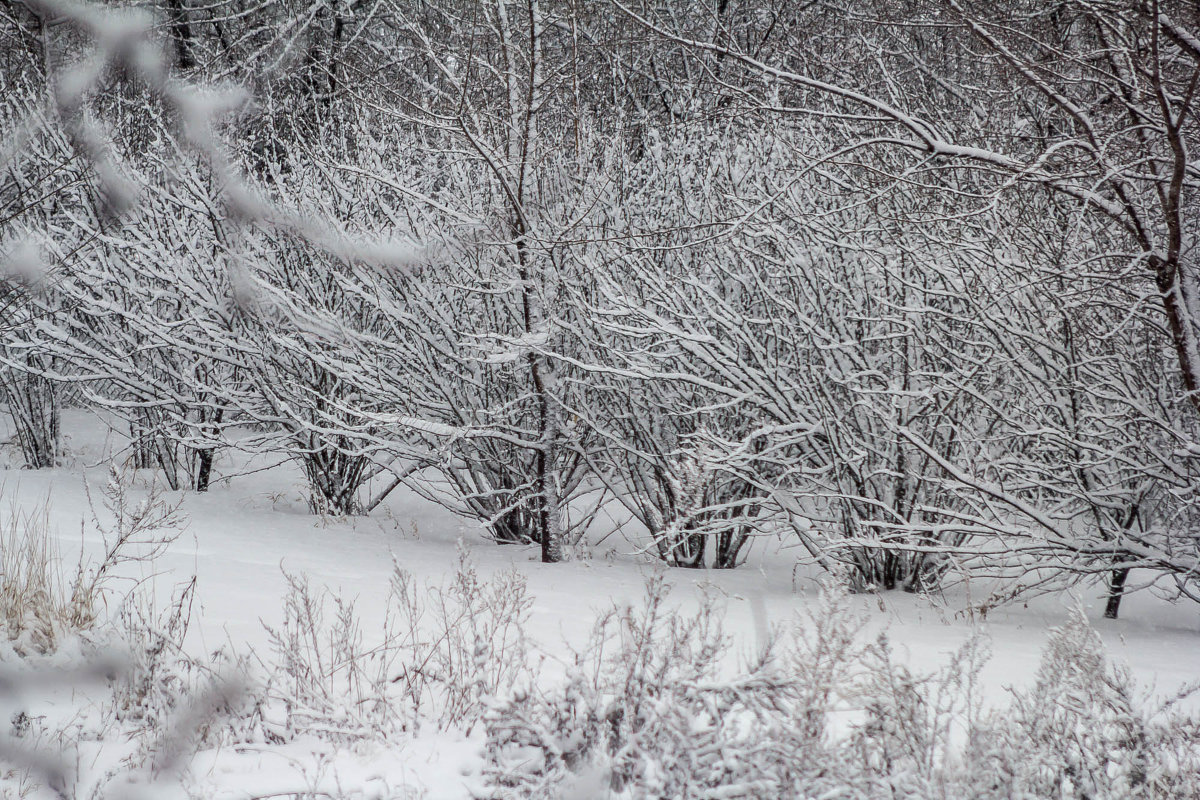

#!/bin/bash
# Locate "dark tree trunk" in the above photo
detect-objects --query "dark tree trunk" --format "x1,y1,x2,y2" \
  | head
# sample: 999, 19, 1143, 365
1105, 566, 1131, 619
192, 409, 222, 492
674, 526, 706, 568
165, 0, 195, 70
1151, 256, 1200, 416
194, 447, 214, 492
491, 504, 538, 544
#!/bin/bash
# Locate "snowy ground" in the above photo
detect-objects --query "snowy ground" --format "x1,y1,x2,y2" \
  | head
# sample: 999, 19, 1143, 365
2, 410, 1199, 798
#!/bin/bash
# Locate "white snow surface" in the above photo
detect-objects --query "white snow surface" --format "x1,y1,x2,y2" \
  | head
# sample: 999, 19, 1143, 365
2, 410, 1198, 798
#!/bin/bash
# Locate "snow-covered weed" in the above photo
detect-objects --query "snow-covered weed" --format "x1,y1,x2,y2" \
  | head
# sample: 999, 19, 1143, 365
261, 567, 409, 743
107, 576, 244, 755
2, 490, 1194, 800
0, 548, 1196, 800
849, 632, 989, 796
390, 544, 532, 733
0, 468, 251, 797
0, 467, 182, 656
261, 544, 532, 743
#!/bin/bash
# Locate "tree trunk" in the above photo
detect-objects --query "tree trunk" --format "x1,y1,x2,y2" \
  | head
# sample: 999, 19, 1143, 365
192, 409, 222, 492
194, 447, 214, 492
1152, 256, 1200, 415
164, 0, 195, 70
303, 444, 366, 515
1104, 566, 1131, 619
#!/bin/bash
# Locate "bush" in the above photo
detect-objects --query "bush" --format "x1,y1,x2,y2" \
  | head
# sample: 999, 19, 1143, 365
483, 580, 1200, 800
0, 361, 61, 470
484, 575, 838, 798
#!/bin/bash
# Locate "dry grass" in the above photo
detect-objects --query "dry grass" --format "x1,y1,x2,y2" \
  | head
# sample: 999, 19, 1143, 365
0, 466, 183, 656
0, 497, 92, 655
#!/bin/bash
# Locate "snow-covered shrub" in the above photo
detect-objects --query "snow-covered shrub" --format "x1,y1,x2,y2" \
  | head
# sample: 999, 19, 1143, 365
959, 611, 1200, 799
483, 578, 1200, 799
0, 92, 65, 473
484, 575, 833, 798
608, 434, 764, 569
